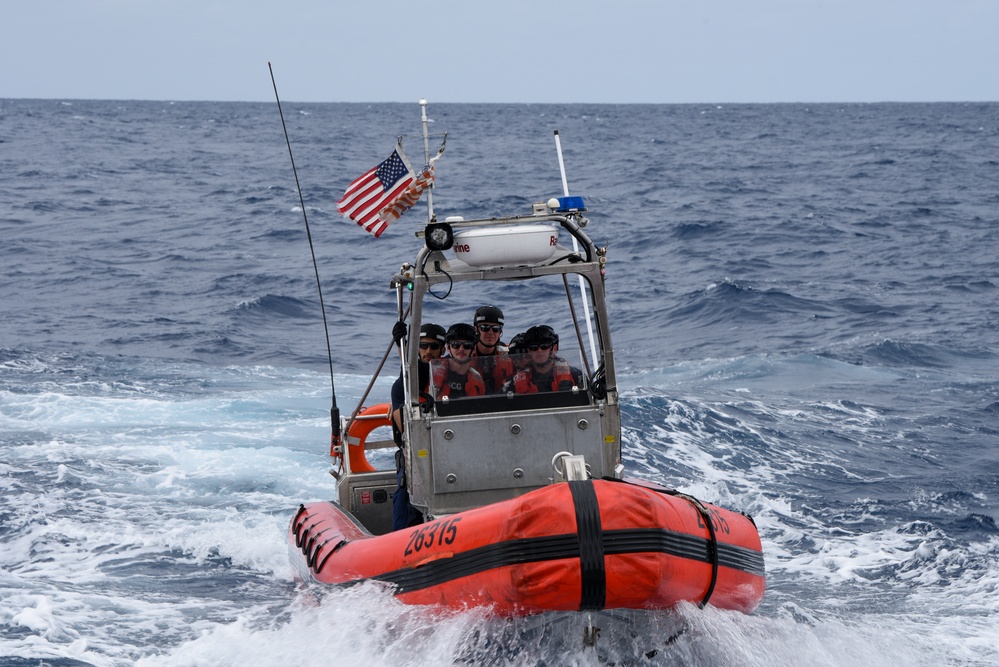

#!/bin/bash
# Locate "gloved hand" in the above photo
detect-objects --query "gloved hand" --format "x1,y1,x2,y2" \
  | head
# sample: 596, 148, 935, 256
392, 320, 408, 344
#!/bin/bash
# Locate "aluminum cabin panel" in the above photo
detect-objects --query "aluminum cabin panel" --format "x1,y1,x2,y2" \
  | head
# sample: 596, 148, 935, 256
428, 405, 609, 495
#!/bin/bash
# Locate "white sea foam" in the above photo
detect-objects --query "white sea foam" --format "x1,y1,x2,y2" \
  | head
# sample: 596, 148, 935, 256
3, 356, 997, 665
615, 360, 999, 665
125, 593, 991, 667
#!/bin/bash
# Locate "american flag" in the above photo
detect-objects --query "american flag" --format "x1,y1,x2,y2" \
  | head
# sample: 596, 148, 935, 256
336, 142, 435, 238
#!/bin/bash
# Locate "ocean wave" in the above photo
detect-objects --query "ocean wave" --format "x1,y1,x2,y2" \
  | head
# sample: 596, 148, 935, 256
235, 294, 314, 319
4, 100, 999, 665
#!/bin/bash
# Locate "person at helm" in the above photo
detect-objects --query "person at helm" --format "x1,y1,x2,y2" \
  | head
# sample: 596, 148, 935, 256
433, 323, 486, 399
389, 321, 445, 531
391, 321, 446, 432
470, 305, 514, 394
512, 325, 583, 394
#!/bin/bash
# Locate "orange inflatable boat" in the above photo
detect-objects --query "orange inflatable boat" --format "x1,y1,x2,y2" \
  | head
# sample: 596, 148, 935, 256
289, 134, 766, 619
290, 478, 764, 615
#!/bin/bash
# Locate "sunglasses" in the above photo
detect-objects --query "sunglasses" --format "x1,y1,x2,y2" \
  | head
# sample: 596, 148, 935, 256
527, 343, 553, 351
477, 324, 503, 333
448, 341, 475, 350
419, 341, 442, 351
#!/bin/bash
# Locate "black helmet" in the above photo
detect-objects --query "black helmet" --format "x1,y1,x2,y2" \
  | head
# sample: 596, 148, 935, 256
508, 332, 526, 355
523, 325, 558, 346
419, 323, 446, 343
473, 305, 504, 325
445, 322, 477, 343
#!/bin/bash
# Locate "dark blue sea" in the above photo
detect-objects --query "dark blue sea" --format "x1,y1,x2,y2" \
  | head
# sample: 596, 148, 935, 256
1, 99, 997, 666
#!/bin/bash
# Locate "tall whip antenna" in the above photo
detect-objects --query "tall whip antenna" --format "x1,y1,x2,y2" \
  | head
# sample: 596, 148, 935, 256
268, 62, 341, 446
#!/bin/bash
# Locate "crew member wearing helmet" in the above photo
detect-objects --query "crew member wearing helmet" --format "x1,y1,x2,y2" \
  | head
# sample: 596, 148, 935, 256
390, 321, 446, 531
432, 323, 486, 399
470, 305, 515, 394
507, 332, 531, 374
391, 321, 446, 432
512, 325, 582, 394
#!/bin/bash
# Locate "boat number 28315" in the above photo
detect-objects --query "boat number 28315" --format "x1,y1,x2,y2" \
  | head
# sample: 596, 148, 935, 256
404, 517, 462, 556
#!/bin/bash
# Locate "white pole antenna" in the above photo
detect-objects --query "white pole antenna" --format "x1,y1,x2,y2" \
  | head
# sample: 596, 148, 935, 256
420, 99, 434, 223
554, 130, 599, 370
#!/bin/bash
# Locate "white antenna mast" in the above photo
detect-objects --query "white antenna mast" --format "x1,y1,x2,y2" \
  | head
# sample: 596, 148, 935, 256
554, 130, 599, 370
420, 99, 434, 223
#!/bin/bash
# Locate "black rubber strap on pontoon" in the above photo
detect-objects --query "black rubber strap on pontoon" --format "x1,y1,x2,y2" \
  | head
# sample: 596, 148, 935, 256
568, 479, 606, 610
601, 529, 763, 575
685, 494, 720, 608
361, 524, 762, 594
352, 525, 762, 595
315, 539, 348, 572
292, 505, 309, 547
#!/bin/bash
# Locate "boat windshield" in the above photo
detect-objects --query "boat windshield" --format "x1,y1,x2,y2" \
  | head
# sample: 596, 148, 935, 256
414, 270, 603, 416
427, 352, 590, 416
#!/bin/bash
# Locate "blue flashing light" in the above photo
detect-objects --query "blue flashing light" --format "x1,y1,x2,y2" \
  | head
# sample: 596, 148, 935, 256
556, 196, 586, 212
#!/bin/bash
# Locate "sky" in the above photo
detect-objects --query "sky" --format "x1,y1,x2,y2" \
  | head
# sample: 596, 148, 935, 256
3, 0, 997, 104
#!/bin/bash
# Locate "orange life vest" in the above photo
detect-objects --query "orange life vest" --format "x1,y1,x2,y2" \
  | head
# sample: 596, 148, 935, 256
513, 360, 577, 394
432, 362, 486, 398
471, 349, 515, 393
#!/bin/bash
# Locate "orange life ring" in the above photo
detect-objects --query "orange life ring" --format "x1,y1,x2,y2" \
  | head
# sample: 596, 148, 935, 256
344, 403, 392, 473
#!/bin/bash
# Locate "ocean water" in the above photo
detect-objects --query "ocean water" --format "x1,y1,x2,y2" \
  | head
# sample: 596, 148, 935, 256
1, 98, 997, 666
